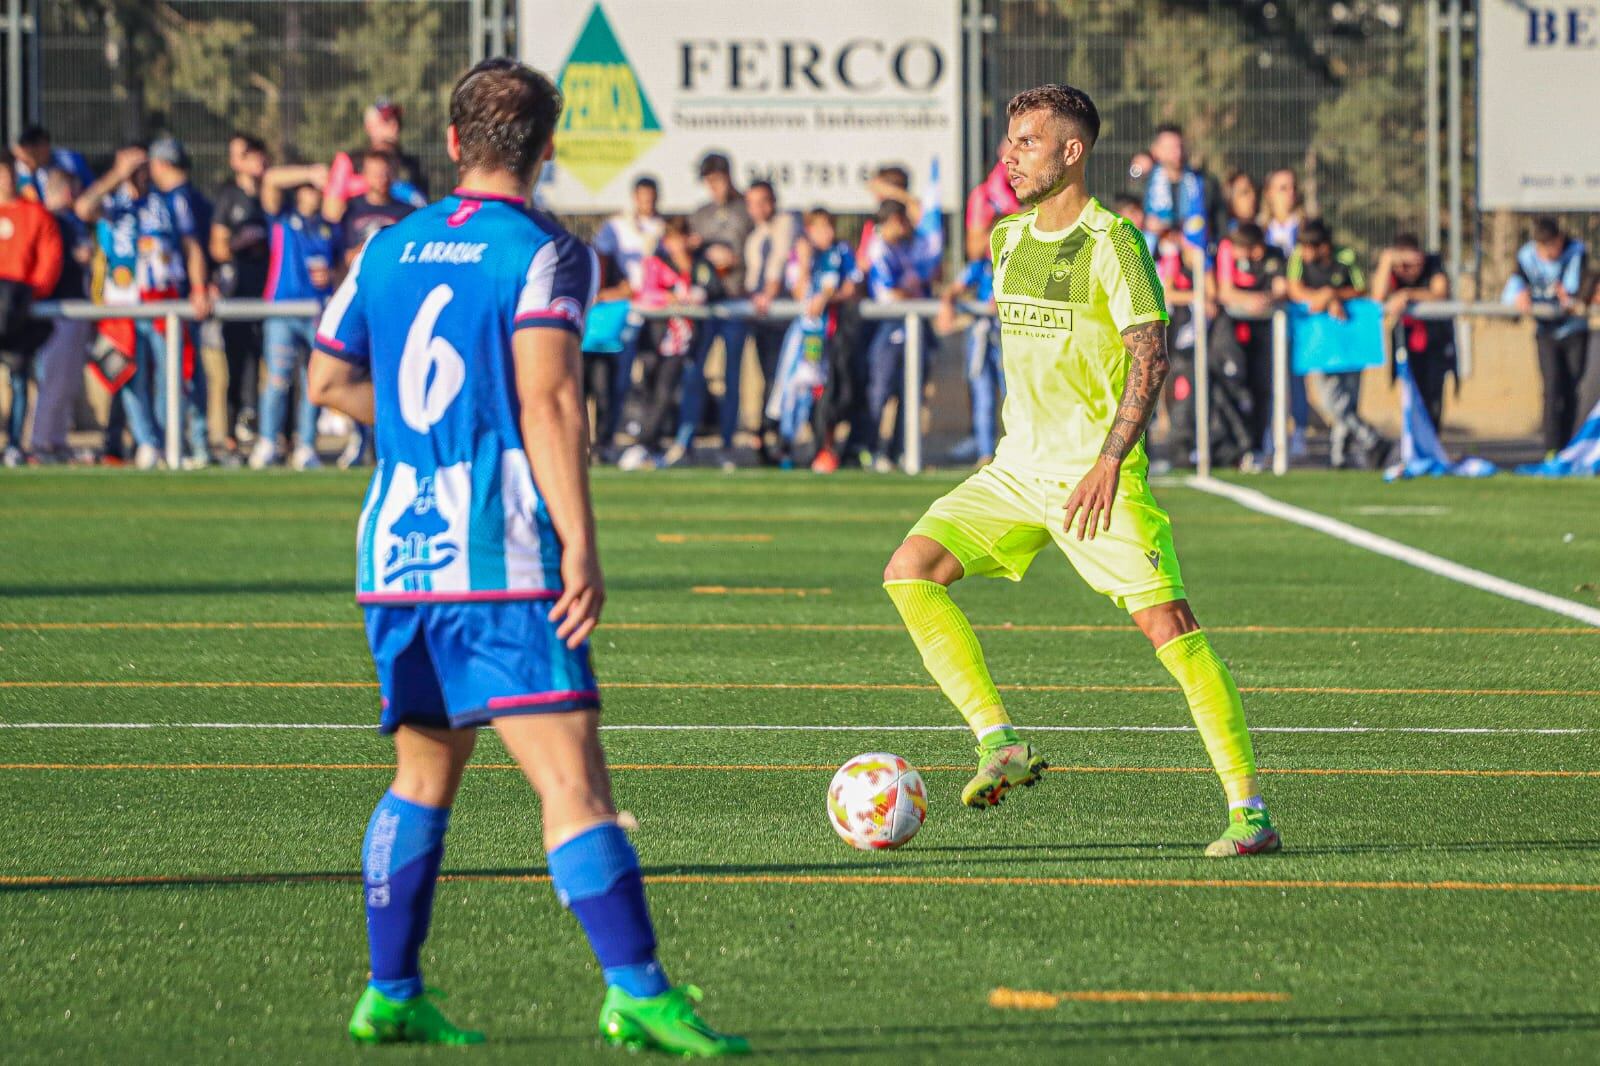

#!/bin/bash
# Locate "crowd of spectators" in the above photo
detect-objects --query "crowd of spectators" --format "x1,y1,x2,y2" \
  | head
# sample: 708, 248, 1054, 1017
0, 113, 1591, 471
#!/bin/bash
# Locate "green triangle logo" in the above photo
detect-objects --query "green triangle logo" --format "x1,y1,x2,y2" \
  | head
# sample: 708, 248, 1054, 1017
555, 3, 663, 193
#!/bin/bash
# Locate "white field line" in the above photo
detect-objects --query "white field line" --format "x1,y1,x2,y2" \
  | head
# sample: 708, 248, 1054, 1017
1188, 476, 1600, 628
0, 722, 1586, 735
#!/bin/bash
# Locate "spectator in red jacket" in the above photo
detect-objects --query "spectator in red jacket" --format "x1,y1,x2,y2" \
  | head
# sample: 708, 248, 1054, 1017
0, 147, 64, 465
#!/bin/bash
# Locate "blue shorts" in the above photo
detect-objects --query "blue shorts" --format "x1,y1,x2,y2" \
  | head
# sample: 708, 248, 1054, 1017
364, 600, 600, 734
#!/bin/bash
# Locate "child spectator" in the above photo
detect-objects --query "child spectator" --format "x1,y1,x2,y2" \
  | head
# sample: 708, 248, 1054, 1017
937, 238, 1003, 467
1374, 233, 1453, 431
861, 199, 928, 472
764, 208, 854, 469
617, 218, 721, 470
1288, 218, 1389, 469
251, 163, 338, 470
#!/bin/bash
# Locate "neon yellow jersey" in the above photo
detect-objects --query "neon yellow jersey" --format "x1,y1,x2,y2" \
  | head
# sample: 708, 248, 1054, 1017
989, 197, 1169, 478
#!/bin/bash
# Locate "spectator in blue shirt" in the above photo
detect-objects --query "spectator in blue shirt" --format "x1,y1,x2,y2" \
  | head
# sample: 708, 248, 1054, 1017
1503, 216, 1590, 455
74, 137, 213, 467
861, 199, 928, 472
1143, 124, 1208, 256
252, 162, 339, 470
12, 125, 95, 203
937, 253, 1002, 465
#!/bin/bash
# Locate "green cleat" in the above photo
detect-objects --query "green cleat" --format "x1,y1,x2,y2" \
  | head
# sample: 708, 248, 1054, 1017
598, 984, 750, 1057
1205, 807, 1282, 857
961, 741, 1048, 809
347, 985, 486, 1046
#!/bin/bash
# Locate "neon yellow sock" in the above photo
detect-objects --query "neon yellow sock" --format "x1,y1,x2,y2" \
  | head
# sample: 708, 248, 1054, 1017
1155, 630, 1260, 805
884, 579, 1010, 738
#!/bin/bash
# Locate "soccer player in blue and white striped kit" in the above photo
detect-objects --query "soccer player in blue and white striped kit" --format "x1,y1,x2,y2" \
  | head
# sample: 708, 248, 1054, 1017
307, 58, 747, 1057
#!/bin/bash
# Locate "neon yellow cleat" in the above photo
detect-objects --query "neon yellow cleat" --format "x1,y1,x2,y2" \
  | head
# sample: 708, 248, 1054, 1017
1205, 807, 1282, 857
961, 741, 1048, 809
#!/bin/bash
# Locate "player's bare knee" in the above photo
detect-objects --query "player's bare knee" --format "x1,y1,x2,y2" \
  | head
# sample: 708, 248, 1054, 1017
884, 537, 960, 586
1133, 599, 1199, 649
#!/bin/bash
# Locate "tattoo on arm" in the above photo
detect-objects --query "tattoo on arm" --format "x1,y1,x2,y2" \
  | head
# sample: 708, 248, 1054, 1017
1100, 320, 1171, 463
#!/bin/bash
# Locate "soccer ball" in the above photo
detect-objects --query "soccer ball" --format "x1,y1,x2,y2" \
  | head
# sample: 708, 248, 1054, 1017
826, 753, 927, 850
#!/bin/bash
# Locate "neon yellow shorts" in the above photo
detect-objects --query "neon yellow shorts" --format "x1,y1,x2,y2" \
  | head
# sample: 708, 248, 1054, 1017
907, 462, 1186, 614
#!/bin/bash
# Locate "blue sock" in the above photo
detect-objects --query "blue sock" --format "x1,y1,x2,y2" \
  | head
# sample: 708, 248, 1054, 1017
547, 822, 669, 999
362, 790, 451, 1001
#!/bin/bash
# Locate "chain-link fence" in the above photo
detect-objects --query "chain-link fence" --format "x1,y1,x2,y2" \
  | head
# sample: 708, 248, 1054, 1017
35, 0, 473, 194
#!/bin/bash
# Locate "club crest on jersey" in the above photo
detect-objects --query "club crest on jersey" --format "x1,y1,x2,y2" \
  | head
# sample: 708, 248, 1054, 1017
383, 476, 461, 588
1145, 549, 1161, 571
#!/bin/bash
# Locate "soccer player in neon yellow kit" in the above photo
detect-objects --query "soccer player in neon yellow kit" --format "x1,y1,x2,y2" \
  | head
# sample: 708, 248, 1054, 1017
883, 84, 1280, 856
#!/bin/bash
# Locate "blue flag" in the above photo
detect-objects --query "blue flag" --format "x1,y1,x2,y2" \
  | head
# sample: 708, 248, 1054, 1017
1516, 395, 1600, 477
1382, 359, 1497, 481
1289, 299, 1386, 375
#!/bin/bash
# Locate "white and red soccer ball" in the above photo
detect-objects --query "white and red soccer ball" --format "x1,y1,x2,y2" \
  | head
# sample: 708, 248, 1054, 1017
827, 753, 927, 850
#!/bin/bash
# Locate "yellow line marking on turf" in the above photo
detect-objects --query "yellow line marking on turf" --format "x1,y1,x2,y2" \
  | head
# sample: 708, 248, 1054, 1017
988, 987, 1290, 1009
689, 586, 832, 597
0, 872, 1595, 895
3, 763, 1597, 779
655, 533, 774, 544
3, 621, 1593, 636
3, 680, 1597, 697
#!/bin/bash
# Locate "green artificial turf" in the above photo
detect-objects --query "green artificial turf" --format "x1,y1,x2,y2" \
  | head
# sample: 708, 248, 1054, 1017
2, 468, 1597, 1063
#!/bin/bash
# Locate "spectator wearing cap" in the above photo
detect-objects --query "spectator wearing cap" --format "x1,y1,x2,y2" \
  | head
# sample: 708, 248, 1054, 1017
1503, 217, 1590, 456
252, 161, 338, 470
28, 169, 96, 464
324, 98, 430, 222
75, 136, 213, 467
673, 151, 754, 468
211, 133, 271, 458
0, 147, 64, 466
742, 179, 799, 463
10, 125, 94, 204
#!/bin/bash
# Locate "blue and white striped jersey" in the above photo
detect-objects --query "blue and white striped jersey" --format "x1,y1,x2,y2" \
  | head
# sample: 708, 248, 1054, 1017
315, 188, 598, 604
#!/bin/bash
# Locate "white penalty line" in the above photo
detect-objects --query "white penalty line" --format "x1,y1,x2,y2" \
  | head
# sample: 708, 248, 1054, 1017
1187, 476, 1600, 628
0, 722, 1586, 735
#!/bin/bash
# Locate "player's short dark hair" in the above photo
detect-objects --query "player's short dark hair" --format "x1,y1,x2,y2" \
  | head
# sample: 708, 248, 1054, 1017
875, 199, 909, 227
1392, 232, 1421, 252
661, 216, 692, 239
874, 165, 910, 190
748, 179, 775, 200
449, 58, 562, 182
805, 207, 835, 225
1300, 218, 1332, 246
1111, 192, 1141, 215
236, 135, 267, 156
1232, 222, 1265, 250
634, 175, 658, 192
361, 148, 397, 170
18, 124, 50, 148
1006, 84, 1101, 148
1533, 216, 1561, 242
1153, 122, 1184, 139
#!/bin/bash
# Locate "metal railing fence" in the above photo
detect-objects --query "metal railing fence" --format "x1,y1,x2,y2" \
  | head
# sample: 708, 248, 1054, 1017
28, 296, 1591, 476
